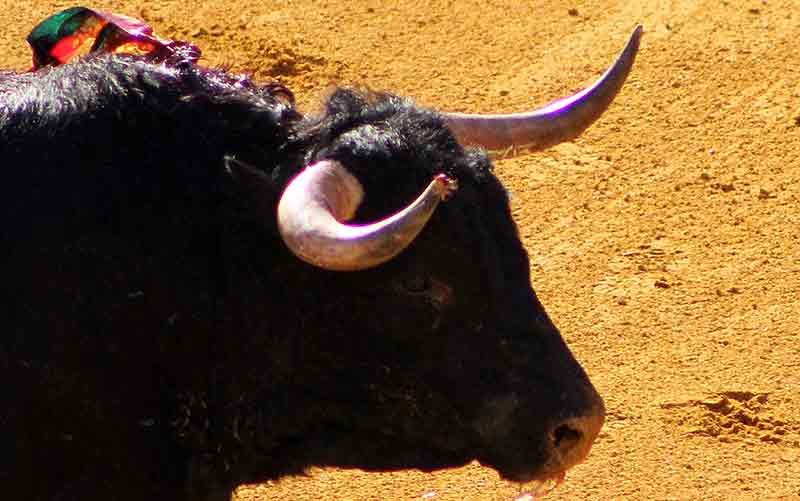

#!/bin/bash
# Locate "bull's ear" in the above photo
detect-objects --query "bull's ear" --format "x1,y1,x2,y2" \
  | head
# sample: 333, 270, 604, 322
223, 156, 278, 226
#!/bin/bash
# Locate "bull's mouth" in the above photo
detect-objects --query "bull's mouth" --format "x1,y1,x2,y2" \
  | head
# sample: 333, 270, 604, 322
471, 456, 570, 499
513, 471, 567, 499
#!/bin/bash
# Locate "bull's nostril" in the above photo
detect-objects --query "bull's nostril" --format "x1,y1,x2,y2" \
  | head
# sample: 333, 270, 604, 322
547, 411, 604, 471
552, 424, 582, 450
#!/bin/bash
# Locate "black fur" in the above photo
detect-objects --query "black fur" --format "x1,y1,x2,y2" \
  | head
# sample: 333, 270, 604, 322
0, 53, 600, 500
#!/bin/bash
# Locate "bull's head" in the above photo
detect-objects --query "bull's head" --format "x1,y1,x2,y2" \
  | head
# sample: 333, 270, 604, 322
265, 27, 641, 486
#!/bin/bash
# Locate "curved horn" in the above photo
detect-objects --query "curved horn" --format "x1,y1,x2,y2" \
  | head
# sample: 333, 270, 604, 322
277, 160, 458, 271
443, 25, 642, 156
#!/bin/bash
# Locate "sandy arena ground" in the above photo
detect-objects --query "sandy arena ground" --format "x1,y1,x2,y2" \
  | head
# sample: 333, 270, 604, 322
2, 0, 798, 499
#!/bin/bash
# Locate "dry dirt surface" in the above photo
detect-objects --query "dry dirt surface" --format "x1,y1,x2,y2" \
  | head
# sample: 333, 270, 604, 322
3, 0, 799, 499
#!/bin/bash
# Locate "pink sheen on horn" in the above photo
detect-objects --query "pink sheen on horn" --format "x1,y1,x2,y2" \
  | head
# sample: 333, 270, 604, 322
443, 25, 642, 157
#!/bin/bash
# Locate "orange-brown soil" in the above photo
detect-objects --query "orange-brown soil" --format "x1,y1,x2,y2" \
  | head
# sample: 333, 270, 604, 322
2, 1, 798, 499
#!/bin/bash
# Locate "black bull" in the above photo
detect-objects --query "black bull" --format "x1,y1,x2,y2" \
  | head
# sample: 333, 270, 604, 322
0, 25, 640, 501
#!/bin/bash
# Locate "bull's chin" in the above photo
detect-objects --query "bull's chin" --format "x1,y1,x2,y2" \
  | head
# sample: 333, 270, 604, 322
245, 429, 476, 482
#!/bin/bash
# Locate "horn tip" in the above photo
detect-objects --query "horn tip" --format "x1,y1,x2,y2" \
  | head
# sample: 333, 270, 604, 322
433, 174, 459, 201
431, 174, 458, 201
629, 25, 644, 49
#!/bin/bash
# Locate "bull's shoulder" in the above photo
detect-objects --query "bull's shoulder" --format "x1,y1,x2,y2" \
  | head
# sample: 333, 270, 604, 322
0, 55, 297, 148
0, 56, 177, 127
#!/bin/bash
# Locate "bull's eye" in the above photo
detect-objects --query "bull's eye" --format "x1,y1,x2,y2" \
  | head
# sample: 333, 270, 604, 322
394, 276, 454, 310
401, 276, 432, 294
